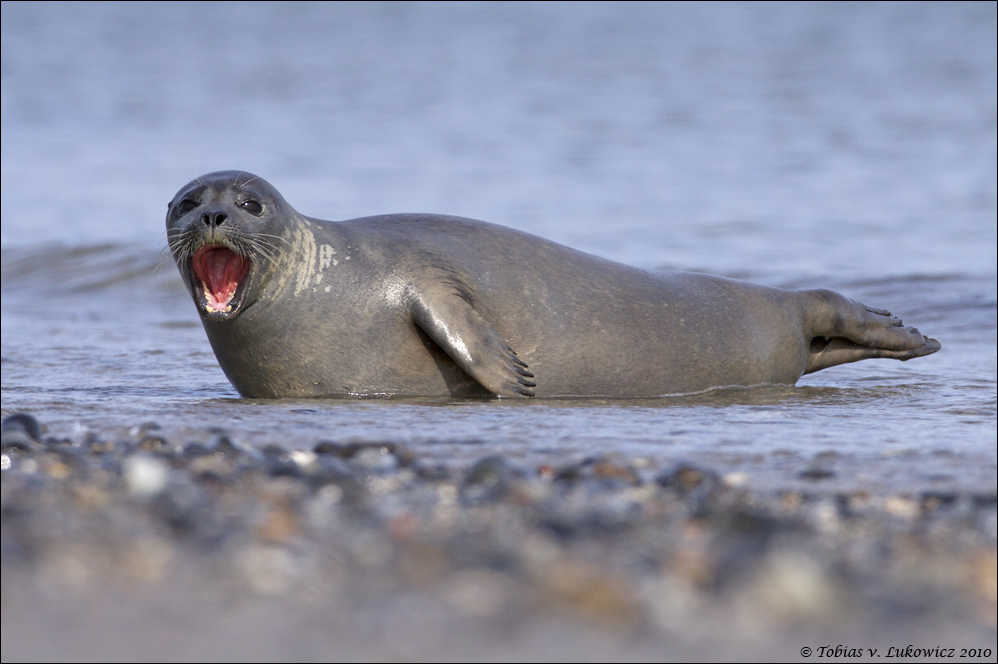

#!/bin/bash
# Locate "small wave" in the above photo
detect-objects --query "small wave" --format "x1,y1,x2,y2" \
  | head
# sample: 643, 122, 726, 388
651, 269, 996, 333
3, 244, 994, 333
766, 272, 997, 333
1, 242, 182, 295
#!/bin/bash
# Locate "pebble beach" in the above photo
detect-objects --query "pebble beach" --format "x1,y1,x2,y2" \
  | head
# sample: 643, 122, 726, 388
2, 412, 994, 660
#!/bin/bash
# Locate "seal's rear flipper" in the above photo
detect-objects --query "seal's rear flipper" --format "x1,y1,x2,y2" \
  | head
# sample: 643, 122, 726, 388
804, 335, 941, 374
410, 284, 536, 397
801, 289, 941, 374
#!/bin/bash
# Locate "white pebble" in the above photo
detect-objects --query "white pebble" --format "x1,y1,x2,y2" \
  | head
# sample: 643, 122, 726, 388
124, 455, 169, 499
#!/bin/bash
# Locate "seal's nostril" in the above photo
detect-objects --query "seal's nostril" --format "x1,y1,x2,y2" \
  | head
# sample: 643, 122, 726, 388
202, 212, 228, 226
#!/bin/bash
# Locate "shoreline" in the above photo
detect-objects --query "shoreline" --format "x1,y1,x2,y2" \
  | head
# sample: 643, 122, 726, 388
2, 413, 996, 659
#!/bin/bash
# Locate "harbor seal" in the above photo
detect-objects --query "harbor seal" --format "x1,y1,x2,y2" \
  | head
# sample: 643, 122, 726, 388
167, 171, 941, 399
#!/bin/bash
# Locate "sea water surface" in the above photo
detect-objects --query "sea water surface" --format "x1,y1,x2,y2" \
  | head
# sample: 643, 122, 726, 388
2, 2, 996, 493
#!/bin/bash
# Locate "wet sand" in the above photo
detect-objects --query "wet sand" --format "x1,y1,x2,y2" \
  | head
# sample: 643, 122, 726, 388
1, 413, 995, 661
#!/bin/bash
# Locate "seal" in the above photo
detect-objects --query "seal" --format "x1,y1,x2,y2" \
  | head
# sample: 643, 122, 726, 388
167, 171, 941, 399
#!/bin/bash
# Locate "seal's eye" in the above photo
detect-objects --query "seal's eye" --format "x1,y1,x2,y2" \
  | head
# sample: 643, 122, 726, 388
240, 200, 263, 215
178, 199, 198, 214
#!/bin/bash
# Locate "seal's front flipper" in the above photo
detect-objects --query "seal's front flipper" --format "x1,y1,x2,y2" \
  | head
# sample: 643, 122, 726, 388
410, 287, 536, 397
802, 289, 941, 374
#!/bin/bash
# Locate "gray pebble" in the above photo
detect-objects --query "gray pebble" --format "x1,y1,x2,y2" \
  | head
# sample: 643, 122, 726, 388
211, 435, 254, 460
183, 443, 214, 459
260, 445, 302, 478
1, 413, 41, 451
798, 467, 836, 481
656, 462, 719, 495
460, 456, 511, 505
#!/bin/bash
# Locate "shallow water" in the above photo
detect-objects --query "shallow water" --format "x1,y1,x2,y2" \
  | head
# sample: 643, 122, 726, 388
2, 2, 996, 492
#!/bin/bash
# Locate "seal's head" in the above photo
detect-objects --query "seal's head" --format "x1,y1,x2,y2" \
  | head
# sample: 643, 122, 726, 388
166, 171, 291, 321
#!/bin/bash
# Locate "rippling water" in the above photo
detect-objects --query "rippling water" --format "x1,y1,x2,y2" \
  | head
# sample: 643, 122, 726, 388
2, 2, 995, 492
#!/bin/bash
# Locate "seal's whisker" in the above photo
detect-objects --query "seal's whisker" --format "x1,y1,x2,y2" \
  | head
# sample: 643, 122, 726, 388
226, 229, 288, 264
152, 250, 176, 276
243, 235, 284, 256
245, 241, 285, 259
166, 223, 289, 266
236, 174, 260, 190
166, 228, 196, 260
168, 227, 204, 264
240, 238, 280, 264
247, 232, 291, 247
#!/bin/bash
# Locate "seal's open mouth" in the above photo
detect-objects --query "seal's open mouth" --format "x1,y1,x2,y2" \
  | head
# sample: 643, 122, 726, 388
191, 245, 251, 317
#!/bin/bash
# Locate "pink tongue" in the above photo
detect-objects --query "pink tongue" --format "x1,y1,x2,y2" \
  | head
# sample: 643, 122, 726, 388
192, 246, 250, 308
